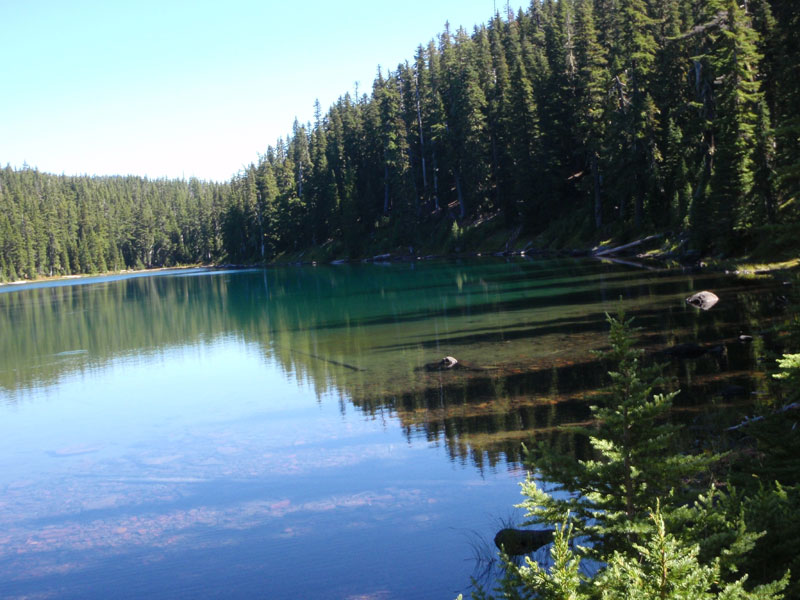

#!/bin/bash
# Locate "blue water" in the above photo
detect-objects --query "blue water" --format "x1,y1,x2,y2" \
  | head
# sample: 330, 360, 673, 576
0, 260, 786, 599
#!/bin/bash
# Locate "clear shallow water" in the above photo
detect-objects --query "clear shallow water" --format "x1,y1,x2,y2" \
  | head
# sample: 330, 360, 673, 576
0, 260, 789, 599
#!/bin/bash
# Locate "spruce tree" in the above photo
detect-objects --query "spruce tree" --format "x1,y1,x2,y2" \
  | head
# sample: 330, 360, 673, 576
518, 310, 713, 558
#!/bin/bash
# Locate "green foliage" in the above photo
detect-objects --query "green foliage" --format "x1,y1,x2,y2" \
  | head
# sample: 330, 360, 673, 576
773, 354, 800, 387
513, 519, 586, 600
466, 506, 787, 600
466, 307, 792, 600
598, 507, 787, 600
519, 309, 712, 558
739, 483, 800, 596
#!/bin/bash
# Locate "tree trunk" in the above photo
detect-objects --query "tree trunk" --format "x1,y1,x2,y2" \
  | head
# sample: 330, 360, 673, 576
592, 151, 602, 228
454, 171, 465, 220
415, 75, 428, 193
297, 162, 303, 199
383, 162, 390, 215
492, 135, 502, 209
432, 144, 440, 211
408, 148, 420, 217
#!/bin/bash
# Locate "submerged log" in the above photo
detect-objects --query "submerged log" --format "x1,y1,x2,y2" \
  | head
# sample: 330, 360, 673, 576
494, 528, 555, 555
290, 350, 365, 372
686, 290, 719, 310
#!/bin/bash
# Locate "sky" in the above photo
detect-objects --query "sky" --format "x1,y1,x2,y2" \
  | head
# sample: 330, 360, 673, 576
1, 0, 520, 183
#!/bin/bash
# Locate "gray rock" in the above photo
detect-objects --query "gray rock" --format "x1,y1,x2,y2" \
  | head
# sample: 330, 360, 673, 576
686, 291, 719, 310
424, 356, 459, 370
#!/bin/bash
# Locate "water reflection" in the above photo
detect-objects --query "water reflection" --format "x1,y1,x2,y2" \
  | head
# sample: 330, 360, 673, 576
0, 260, 790, 466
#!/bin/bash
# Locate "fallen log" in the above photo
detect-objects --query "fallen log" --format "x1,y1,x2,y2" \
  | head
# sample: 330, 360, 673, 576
592, 234, 662, 257
726, 402, 800, 431
595, 256, 658, 271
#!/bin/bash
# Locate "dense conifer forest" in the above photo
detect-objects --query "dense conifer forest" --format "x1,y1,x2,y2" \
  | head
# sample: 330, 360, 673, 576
2, 0, 799, 280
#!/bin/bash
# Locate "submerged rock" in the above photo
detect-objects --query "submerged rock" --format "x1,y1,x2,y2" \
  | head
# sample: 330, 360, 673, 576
424, 356, 459, 371
420, 356, 491, 372
664, 343, 709, 359
719, 384, 747, 399
686, 291, 719, 310
494, 528, 554, 555
662, 342, 724, 360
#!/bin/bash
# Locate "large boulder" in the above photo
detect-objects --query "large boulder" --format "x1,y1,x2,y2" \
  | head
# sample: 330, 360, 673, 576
686, 291, 719, 310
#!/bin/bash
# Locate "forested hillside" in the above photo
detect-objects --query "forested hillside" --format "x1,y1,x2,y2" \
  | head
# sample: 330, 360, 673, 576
0, 168, 229, 279
2, 0, 799, 280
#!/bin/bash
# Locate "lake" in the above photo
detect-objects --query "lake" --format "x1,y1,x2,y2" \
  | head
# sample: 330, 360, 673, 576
0, 259, 790, 599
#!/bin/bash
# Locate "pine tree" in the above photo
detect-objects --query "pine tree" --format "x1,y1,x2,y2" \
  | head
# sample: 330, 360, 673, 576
606, 0, 658, 228
440, 26, 490, 221
309, 99, 337, 245
505, 17, 540, 226
486, 15, 512, 218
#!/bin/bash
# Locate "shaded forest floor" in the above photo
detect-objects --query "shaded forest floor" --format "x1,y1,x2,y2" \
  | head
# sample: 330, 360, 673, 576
271, 208, 800, 276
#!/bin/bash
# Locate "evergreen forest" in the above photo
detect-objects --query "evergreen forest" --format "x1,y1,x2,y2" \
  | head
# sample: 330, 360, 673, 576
1, 0, 799, 280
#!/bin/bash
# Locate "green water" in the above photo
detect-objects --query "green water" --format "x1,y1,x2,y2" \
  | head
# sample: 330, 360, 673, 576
0, 259, 789, 599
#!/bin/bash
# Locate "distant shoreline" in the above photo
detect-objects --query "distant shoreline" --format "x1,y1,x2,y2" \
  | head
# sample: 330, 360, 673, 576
0, 264, 214, 288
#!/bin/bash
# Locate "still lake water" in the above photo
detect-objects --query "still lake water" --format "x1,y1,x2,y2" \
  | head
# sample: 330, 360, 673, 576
0, 259, 790, 599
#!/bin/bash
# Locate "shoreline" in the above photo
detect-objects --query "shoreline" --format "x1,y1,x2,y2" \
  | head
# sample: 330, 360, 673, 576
2, 252, 798, 289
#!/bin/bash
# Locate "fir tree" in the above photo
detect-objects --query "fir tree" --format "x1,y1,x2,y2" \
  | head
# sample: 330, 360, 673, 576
706, 0, 766, 251
573, 0, 609, 229
518, 310, 713, 558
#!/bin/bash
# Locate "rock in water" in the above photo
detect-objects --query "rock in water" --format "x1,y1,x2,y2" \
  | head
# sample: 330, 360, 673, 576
719, 385, 747, 399
494, 528, 555, 555
424, 356, 459, 371
686, 291, 719, 310
441, 356, 458, 368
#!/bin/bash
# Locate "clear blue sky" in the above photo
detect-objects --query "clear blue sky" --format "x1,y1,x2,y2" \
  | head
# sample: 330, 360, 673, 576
1, 0, 519, 182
